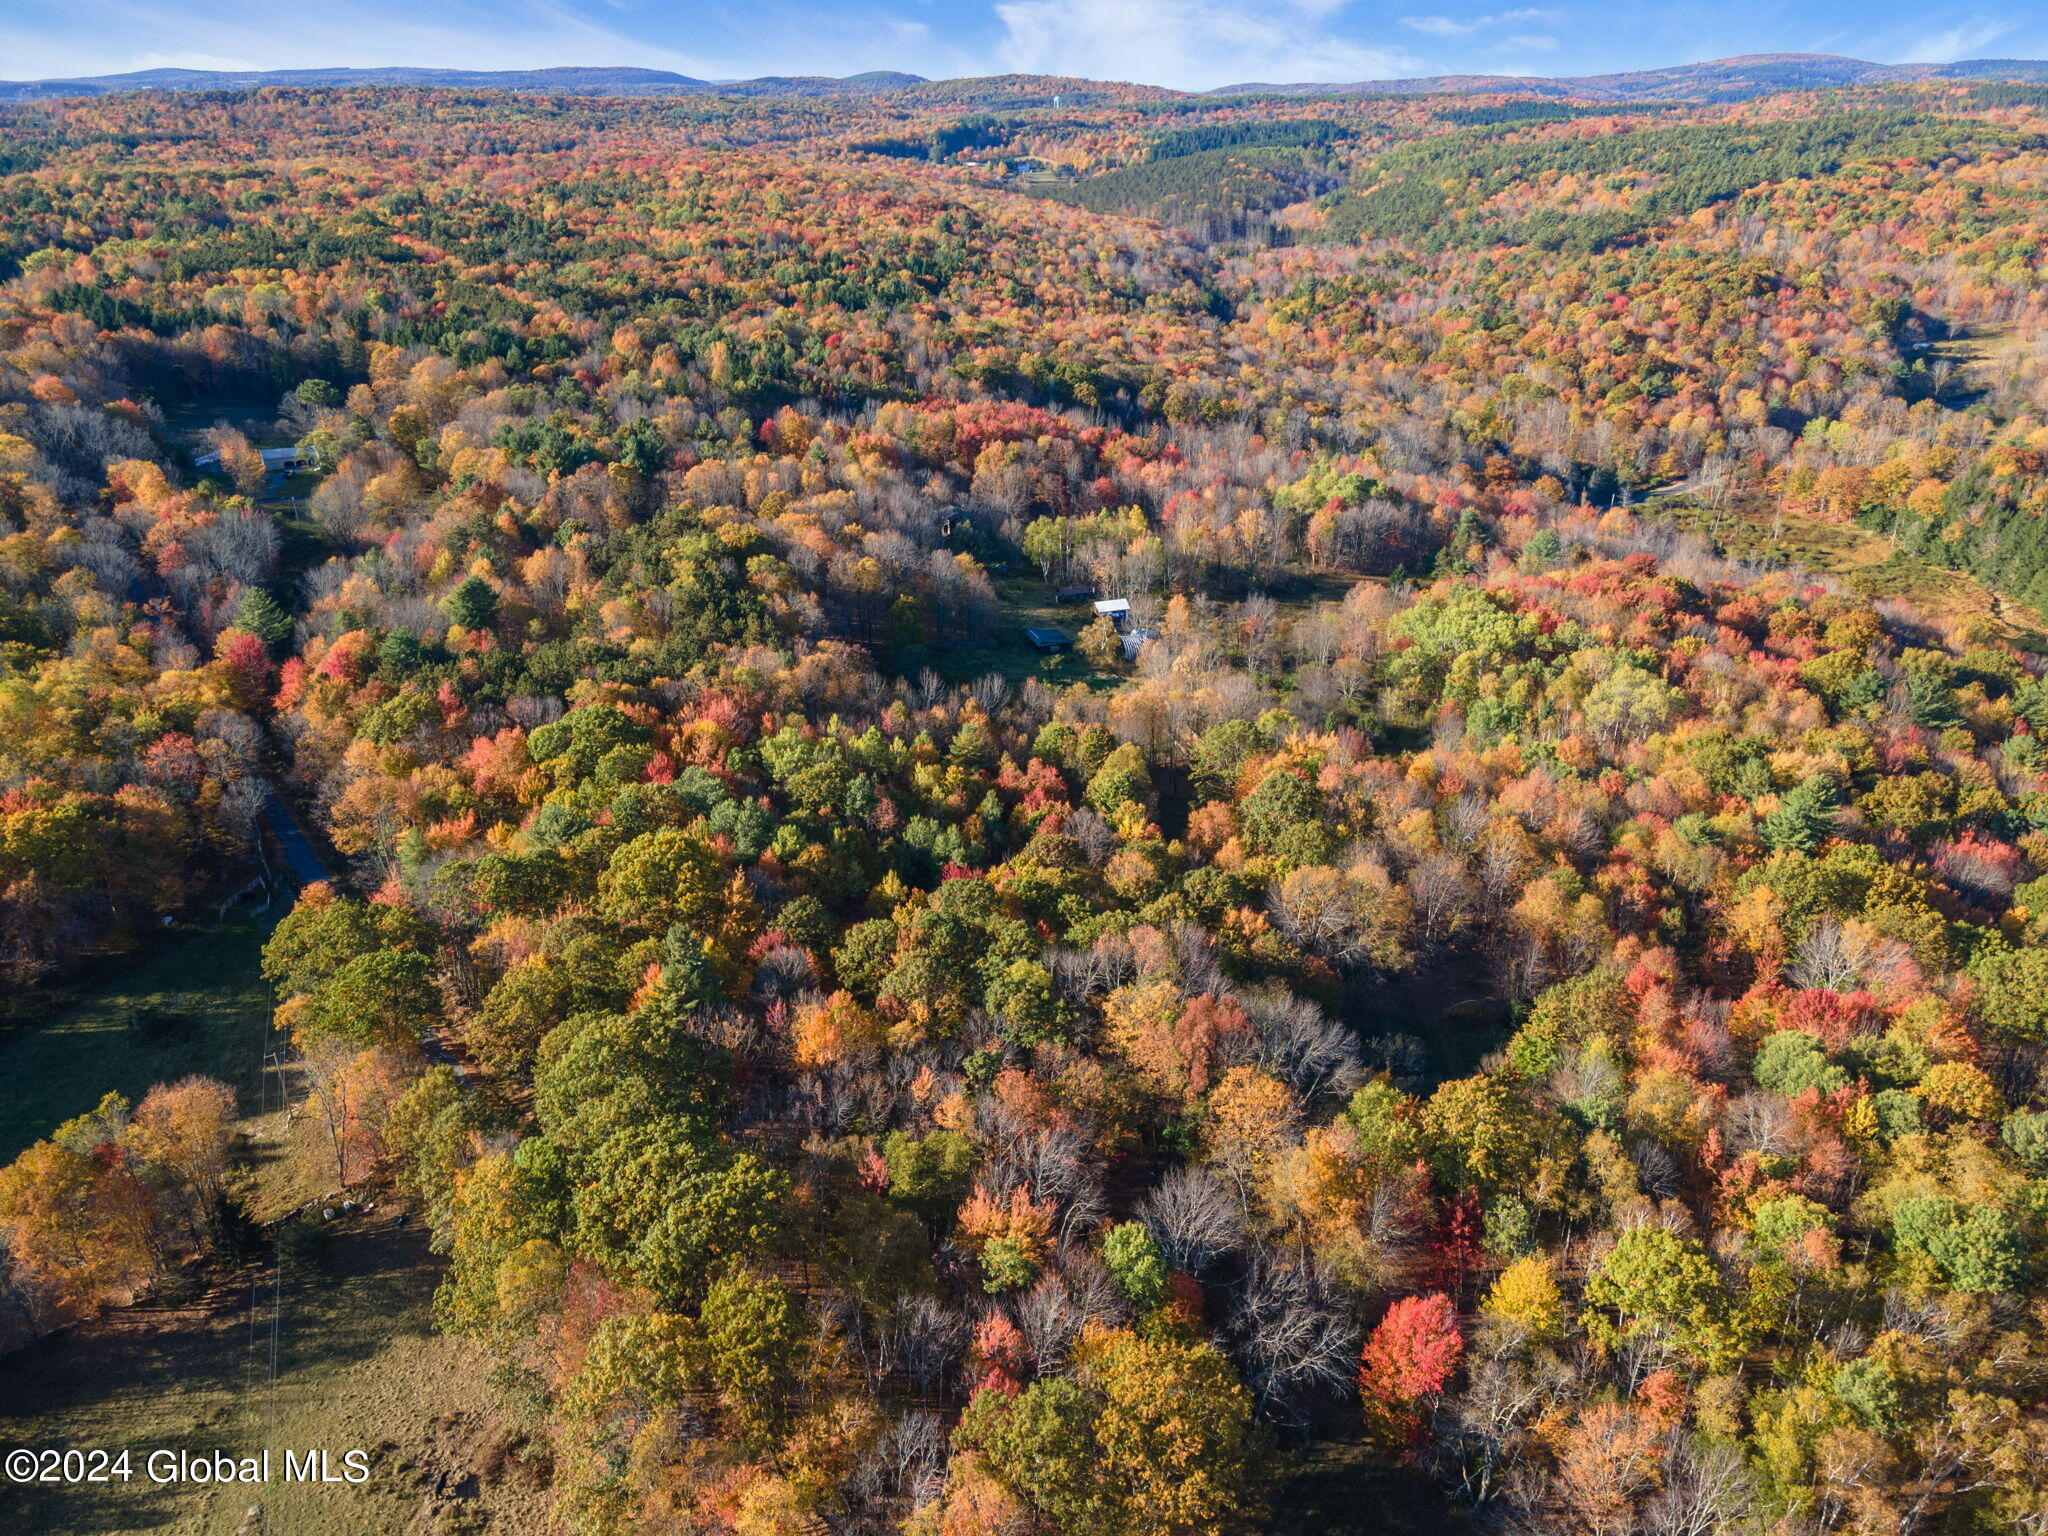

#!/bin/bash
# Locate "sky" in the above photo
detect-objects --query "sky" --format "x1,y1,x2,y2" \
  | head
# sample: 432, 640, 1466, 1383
3, 0, 2047, 92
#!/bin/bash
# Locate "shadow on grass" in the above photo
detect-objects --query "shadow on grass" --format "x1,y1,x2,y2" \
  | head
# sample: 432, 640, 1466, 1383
0, 916, 278, 1161
1269, 1441, 1475, 1536
0, 1267, 266, 1534
0, 1221, 447, 1536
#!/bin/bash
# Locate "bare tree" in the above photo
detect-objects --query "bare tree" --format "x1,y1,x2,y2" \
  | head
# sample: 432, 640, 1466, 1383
1014, 1272, 1087, 1377
1238, 985, 1364, 1103
975, 1100, 1104, 1241
193, 508, 281, 587
881, 1411, 946, 1502
1224, 1256, 1360, 1429
1139, 1165, 1244, 1277
1787, 918, 1892, 993
881, 1295, 968, 1401
1429, 1338, 1581, 1511
298, 1034, 359, 1189
1064, 808, 1117, 867
1409, 851, 1480, 947
1721, 1092, 1799, 1163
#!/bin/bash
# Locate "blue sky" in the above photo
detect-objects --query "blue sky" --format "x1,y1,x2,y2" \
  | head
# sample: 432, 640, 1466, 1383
3, 0, 2046, 91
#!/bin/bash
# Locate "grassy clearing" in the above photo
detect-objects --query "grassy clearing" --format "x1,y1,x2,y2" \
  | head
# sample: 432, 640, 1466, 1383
918, 572, 1119, 689
1645, 323, 2048, 636
157, 402, 290, 450
1350, 958, 1515, 1089
920, 569, 1369, 692
0, 916, 278, 1163
0, 900, 549, 1534
0, 1271, 267, 1536
1650, 498, 2043, 638
1921, 320, 2028, 406
1269, 1440, 1473, 1535
239, 1089, 364, 1227
0, 1216, 552, 1536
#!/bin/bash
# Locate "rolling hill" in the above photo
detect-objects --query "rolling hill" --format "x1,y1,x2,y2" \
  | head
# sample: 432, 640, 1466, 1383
1211, 51, 2048, 101
0, 65, 927, 103
10, 52, 2048, 106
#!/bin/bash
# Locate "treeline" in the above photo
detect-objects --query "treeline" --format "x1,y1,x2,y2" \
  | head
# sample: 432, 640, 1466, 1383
1145, 118, 1349, 159
1325, 109, 2040, 252
1431, 100, 1685, 126
1037, 144, 1343, 241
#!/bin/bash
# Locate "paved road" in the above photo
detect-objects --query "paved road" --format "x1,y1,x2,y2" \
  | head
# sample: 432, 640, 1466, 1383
259, 784, 331, 888
257, 782, 471, 1083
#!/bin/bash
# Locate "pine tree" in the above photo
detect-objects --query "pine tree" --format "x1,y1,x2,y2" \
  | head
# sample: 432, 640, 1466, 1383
235, 587, 294, 651
1761, 774, 1837, 853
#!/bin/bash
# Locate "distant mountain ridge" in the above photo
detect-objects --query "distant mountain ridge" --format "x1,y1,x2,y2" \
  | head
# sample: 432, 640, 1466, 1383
0, 65, 927, 103
6, 52, 2048, 107
1209, 52, 2048, 102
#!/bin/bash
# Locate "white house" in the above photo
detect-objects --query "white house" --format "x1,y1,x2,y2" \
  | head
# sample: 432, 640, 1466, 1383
193, 445, 308, 473
1092, 598, 1131, 632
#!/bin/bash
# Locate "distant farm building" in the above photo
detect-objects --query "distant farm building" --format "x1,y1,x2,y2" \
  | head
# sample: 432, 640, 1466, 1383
1025, 627, 1074, 653
1092, 598, 1132, 631
1121, 628, 1156, 661
1054, 585, 1093, 604
193, 445, 308, 473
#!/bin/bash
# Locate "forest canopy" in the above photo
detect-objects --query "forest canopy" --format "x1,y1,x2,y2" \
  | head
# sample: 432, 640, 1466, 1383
2, 70, 2048, 1536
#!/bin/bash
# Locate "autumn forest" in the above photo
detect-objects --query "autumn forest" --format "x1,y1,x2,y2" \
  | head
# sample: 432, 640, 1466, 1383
3, 67, 2048, 1536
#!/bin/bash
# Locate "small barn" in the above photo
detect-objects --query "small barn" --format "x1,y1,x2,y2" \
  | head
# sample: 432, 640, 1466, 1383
193, 445, 308, 473
1024, 627, 1074, 653
1092, 598, 1132, 632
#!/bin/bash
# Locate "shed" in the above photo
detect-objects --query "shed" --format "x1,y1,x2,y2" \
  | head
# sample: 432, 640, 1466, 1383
1024, 627, 1074, 653
1054, 585, 1093, 604
1092, 598, 1131, 631
193, 445, 307, 473
1121, 628, 1156, 662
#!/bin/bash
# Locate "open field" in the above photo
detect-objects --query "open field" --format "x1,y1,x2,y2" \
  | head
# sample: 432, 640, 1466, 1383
0, 856, 545, 1534
1921, 320, 2034, 406
1349, 957, 1515, 1088
0, 1216, 552, 1536
0, 916, 278, 1163
1647, 497, 2046, 639
923, 567, 1373, 690
157, 402, 292, 449
1269, 1441, 1475, 1536
920, 571, 1119, 687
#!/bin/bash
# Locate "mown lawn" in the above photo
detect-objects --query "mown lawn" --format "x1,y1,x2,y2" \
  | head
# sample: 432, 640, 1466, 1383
0, 916, 277, 1162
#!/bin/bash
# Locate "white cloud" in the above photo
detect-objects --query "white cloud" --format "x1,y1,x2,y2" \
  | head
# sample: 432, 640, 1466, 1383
1403, 14, 1480, 35
994, 0, 1421, 89
1400, 8, 1553, 38
1894, 16, 2018, 63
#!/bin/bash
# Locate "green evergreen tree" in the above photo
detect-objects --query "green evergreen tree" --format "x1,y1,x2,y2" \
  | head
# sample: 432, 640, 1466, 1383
443, 575, 500, 631
235, 587, 294, 651
1761, 774, 1837, 853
